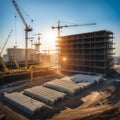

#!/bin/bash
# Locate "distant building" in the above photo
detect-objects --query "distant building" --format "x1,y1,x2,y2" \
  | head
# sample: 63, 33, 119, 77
40, 53, 56, 66
57, 30, 114, 75
113, 56, 120, 64
2, 54, 9, 63
3, 48, 38, 62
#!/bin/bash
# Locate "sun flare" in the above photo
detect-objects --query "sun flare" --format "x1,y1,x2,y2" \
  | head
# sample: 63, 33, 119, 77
44, 31, 57, 47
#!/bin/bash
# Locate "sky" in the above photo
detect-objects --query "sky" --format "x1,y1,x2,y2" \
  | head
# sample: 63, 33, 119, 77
0, 0, 120, 56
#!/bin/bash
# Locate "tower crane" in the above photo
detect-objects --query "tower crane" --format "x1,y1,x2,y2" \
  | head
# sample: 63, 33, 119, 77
52, 21, 96, 69
33, 33, 41, 62
12, 0, 32, 69
28, 37, 34, 49
0, 29, 13, 72
34, 33, 41, 45
33, 33, 41, 54
42, 50, 56, 54
52, 21, 96, 37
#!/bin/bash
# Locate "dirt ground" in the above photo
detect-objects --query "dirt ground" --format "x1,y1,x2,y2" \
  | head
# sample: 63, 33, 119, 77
1, 67, 120, 120
51, 78, 120, 120
0, 73, 64, 120
0, 103, 28, 120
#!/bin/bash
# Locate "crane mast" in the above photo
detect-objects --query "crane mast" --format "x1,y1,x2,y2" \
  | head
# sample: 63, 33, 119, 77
33, 33, 41, 63
28, 37, 34, 49
34, 33, 41, 44
33, 33, 41, 53
52, 21, 96, 69
12, 0, 32, 69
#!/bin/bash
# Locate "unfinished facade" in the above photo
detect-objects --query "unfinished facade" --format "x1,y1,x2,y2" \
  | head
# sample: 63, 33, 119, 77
57, 30, 114, 75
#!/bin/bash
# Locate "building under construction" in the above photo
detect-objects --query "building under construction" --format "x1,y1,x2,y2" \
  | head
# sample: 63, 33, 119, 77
57, 30, 114, 75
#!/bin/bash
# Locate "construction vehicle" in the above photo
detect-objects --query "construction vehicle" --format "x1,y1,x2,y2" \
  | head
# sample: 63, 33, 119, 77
12, 0, 33, 69
9, 54, 33, 81
0, 57, 9, 72
10, 54, 20, 69
0, 29, 13, 72
0, 28, 33, 80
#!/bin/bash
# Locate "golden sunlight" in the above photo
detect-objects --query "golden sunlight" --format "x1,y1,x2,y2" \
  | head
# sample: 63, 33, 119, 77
43, 31, 57, 48
62, 57, 67, 61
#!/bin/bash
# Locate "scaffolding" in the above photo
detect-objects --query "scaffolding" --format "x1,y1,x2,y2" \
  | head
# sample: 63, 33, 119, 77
57, 30, 114, 75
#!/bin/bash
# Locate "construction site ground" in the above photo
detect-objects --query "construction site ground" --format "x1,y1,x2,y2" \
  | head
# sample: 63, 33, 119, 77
0, 66, 120, 120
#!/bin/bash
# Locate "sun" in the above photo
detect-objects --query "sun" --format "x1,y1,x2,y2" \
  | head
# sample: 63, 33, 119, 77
43, 31, 57, 49
46, 31, 56, 41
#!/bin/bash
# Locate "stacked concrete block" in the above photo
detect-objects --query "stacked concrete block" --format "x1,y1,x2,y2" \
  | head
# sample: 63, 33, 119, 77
3, 92, 46, 116
24, 86, 66, 106
43, 79, 87, 96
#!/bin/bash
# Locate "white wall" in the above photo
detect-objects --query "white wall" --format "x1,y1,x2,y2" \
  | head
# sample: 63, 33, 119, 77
6, 48, 37, 62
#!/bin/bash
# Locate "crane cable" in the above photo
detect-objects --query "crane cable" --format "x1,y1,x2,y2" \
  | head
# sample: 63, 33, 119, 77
14, 15, 17, 47
19, 5, 33, 24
